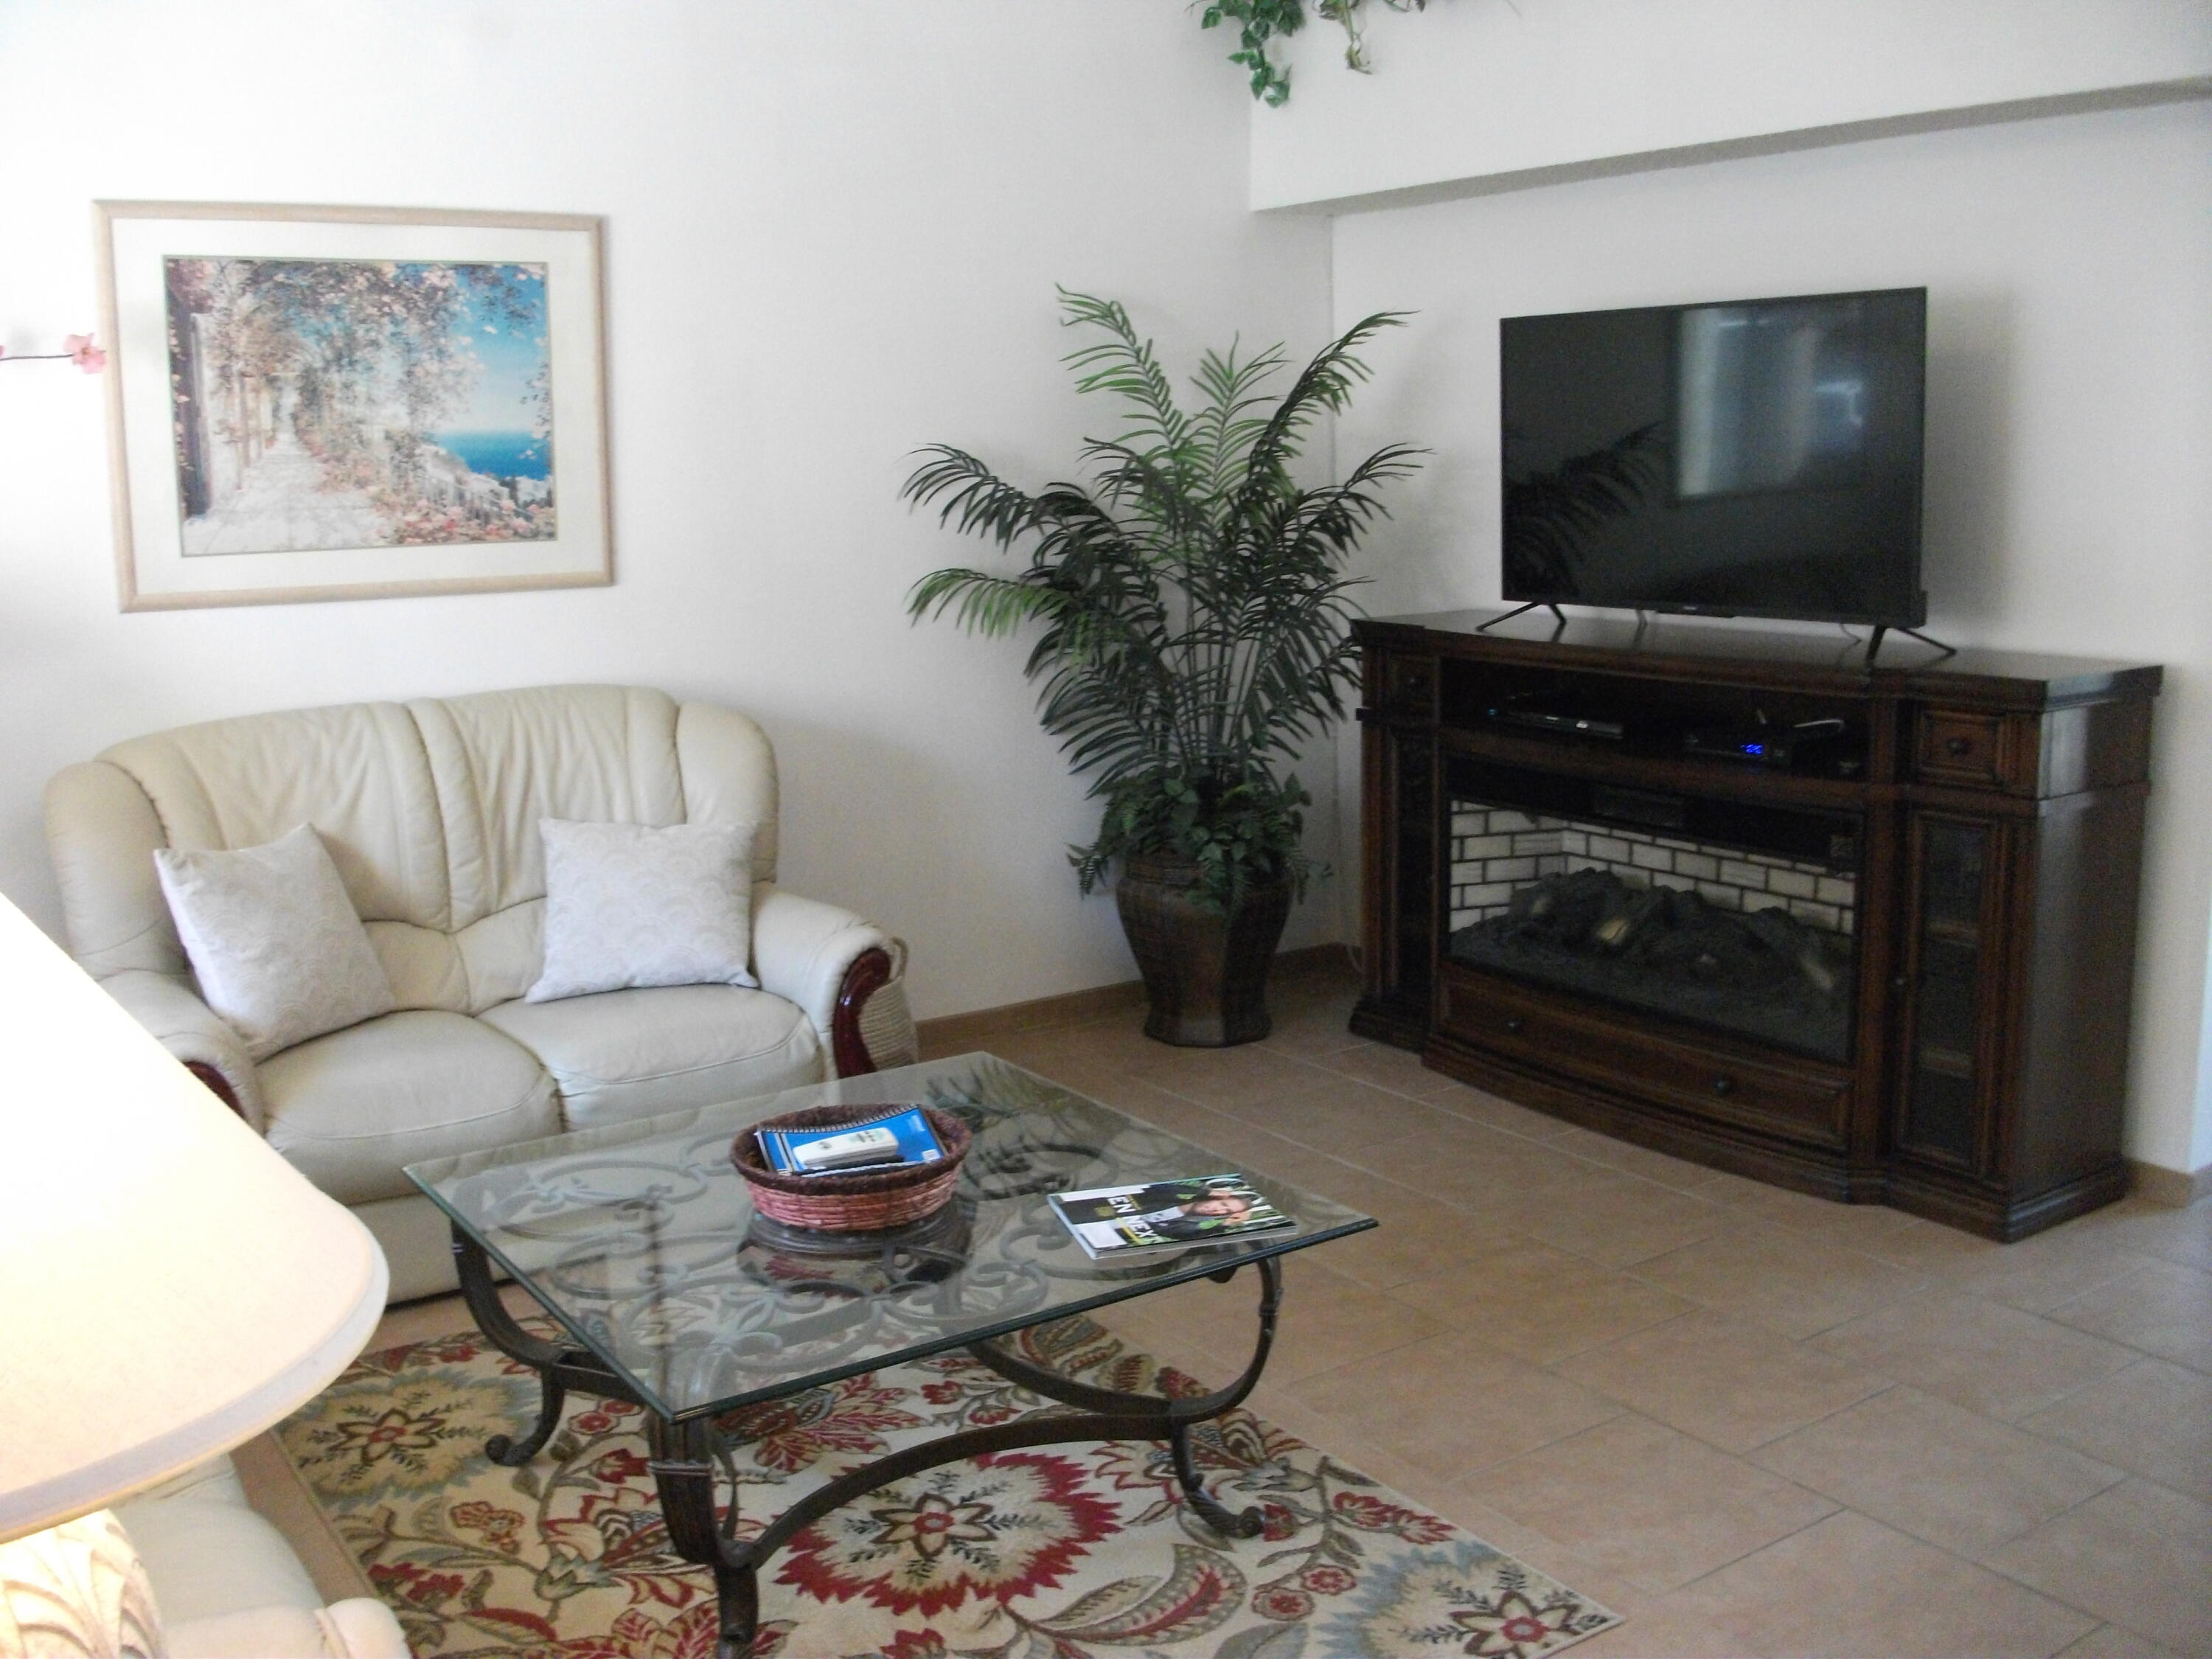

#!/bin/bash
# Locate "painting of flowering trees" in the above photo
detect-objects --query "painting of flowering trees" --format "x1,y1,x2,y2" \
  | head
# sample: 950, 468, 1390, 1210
100, 204, 607, 608
164, 257, 556, 554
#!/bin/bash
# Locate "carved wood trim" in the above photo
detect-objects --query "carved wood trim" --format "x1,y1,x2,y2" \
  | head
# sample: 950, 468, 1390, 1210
831, 947, 894, 1077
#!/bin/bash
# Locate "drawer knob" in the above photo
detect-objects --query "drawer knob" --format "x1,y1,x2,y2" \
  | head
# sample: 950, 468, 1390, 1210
1503, 1015, 1525, 1034
1945, 735, 1972, 757
1712, 1074, 1737, 1096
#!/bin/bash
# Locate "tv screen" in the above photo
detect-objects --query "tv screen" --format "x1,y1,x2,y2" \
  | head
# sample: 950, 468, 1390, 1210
1500, 288, 1927, 627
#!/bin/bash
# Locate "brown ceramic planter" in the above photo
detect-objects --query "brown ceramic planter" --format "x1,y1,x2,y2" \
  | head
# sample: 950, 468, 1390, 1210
1115, 852, 1293, 1047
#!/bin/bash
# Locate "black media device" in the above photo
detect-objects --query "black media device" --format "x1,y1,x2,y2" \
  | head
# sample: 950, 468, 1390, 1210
1499, 287, 1928, 630
1486, 690, 1628, 743
1489, 707, 1627, 742
1681, 717, 1849, 771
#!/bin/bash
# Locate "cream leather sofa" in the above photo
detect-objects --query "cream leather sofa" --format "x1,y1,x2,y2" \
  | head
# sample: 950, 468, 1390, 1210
47, 684, 915, 1302
114, 1457, 407, 1658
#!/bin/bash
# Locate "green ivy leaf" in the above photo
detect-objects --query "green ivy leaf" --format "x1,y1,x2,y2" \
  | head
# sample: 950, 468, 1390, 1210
1197, 0, 1439, 103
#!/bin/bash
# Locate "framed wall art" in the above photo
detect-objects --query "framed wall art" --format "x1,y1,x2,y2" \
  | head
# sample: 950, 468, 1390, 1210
95, 201, 611, 610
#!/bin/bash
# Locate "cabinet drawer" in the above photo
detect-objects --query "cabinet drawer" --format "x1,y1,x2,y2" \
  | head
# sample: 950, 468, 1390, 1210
1439, 966, 1851, 1148
1915, 709, 2023, 790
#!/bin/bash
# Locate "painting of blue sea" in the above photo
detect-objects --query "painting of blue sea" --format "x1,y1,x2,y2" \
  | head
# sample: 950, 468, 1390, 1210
166, 256, 558, 554
434, 430, 552, 480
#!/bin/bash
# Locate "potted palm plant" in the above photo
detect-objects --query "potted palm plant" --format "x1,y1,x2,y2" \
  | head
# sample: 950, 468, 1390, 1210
904, 291, 1417, 1045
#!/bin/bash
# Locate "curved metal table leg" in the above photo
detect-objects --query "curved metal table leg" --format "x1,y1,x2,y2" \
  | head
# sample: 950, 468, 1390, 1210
649, 1416, 758, 1659
1169, 1417, 1265, 1538
448, 1226, 641, 1464
458, 1223, 1288, 1659
487, 1370, 568, 1467
965, 1254, 1282, 1540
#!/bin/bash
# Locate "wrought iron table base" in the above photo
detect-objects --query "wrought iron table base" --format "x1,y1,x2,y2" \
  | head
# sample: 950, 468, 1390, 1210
450, 1230, 1284, 1659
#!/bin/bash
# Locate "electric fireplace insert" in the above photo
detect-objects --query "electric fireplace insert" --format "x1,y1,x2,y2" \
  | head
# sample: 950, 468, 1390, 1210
1443, 757, 1861, 1063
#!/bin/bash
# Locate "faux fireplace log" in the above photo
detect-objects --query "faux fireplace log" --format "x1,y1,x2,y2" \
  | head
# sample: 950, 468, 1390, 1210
1352, 609, 2161, 1241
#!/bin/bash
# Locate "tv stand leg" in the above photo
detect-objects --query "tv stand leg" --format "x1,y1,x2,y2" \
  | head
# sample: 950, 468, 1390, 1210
1478, 601, 1568, 633
1865, 625, 1957, 661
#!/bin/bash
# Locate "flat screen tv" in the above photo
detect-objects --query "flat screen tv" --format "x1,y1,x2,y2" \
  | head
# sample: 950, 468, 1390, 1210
1500, 287, 1927, 627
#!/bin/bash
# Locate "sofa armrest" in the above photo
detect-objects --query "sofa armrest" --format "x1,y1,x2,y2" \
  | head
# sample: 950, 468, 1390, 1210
751, 886, 913, 1076
99, 968, 265, 1130
114, 1453, 411, 1658
322, 1599, 412, 1658
166, 1599, 410, 1659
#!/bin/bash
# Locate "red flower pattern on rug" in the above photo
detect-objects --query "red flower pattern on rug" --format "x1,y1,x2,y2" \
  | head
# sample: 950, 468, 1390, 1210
723, 1374, 926, 1476
779, 1453, 1115, 1617
278, 1316, 1618, 1659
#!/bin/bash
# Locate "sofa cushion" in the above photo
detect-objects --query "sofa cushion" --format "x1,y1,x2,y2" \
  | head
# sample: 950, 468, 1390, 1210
677, 700, 781, 885
155, 825, 400, 1060
262, 1010, 560, 1204
352, 1191, 479, 1304
481, 984, 820, 1130
410, 685, 689, 928
364, 917, 472, 1012
100, 700, 451, 930
530, 818, 759, 1002
454, 898, 546, 1014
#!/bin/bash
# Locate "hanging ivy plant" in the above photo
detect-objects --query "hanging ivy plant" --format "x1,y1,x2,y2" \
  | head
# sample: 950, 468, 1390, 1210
1197, 0, 1431, 106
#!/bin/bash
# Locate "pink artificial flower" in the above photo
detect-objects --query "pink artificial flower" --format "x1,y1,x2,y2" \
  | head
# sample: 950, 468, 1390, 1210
63, 333, 106, 373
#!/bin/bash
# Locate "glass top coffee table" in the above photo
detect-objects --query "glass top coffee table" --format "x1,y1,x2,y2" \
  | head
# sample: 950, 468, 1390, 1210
408, 1053, 1374, 1659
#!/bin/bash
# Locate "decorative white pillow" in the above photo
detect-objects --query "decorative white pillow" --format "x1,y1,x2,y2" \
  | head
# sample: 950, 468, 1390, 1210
528, 818, 759, 1003
153, 824, 398, 1062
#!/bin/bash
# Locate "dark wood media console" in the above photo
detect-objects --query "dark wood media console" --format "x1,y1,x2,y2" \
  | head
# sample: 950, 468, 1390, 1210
1353, 609, 2161, 1239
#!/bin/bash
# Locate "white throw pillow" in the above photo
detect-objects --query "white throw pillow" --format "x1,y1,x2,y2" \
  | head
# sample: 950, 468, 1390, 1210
154, 824, 398, 1061
528, 818, 759, 1003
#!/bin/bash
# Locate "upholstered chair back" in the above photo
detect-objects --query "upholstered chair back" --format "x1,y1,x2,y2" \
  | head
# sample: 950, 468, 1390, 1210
46, 686, 779, 1015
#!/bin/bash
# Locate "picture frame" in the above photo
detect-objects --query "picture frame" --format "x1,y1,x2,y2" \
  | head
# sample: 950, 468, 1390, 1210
95, 201, 612, 610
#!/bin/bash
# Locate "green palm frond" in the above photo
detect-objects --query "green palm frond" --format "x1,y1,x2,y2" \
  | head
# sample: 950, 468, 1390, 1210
1241, 311, 1406, 474
903, 291, 1419, 908
1057, 289, 1198, 479
1189, 338, 1291, 500
905, 567, 1072, 637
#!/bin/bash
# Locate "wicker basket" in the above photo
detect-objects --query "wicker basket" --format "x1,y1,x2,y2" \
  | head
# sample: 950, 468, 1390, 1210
731, 1103, 972, 1231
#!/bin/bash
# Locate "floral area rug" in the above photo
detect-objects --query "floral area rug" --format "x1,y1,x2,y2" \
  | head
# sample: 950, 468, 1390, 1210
277, 1317, 1618, 1659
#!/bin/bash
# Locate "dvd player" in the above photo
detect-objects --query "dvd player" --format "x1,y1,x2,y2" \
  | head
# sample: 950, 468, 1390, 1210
1492, 707, 1627, 742
1682, 728, 1795, 767
1681, 717, 1848, 770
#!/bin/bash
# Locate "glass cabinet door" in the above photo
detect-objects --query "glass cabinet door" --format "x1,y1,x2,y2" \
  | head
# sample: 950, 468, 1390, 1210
1896, 813, 2003, 1172
1391, 731, 1436, 1006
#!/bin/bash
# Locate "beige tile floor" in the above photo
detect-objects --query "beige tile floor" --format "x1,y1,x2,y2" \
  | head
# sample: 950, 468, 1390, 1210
266, 956, 2212, 1658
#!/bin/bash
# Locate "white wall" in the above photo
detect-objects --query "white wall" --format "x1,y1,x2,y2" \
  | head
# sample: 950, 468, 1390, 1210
1253, 0, 2212, 209
10, 3, 2202, 1176
1327, 100, 2212, 1173
0, 0, 1338, 1019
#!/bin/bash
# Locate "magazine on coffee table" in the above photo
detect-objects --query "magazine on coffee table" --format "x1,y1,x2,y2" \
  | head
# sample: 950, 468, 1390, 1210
1048, 1173, 1294, 1259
